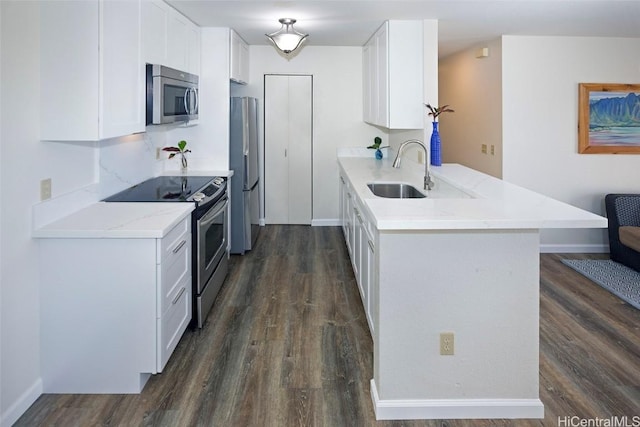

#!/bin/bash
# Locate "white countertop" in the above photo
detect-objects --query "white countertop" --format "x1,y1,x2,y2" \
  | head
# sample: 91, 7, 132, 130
33, 202, 194, 239
32, 170, 233, 238
338, 157, 608, 231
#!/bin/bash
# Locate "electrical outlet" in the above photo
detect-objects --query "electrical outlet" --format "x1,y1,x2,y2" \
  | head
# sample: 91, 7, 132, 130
490, 145, 495, 155
417, 150, 424, 164
440, 332, 454, 356
481, 144, 487, 154
156, 147, 162, 160
40, 178, 52, 201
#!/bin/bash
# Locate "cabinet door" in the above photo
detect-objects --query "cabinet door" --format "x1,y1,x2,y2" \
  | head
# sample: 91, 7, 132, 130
101, 0, 145, 139
141, 0, 168, 66
187, 25, 201, 74
40, 1, 100, 141
339, 175, 349, 239
40, 0, 144, 141
375, 23, 389, 128
345, 190, 354, 256
387, 21, 424, 129
362, 21, 423, 130
362, 43, 372, 123
167, 12, 188, 70
366, 233, 376, 336
230, 30, 249, 84
354, 205, 367, 299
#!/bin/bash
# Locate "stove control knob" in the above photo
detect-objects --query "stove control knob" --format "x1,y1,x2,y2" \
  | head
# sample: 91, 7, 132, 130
192, 192, 205, 202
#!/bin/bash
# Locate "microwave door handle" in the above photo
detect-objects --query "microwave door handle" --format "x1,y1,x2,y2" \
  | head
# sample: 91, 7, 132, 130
192, 88, 198, 114
184, 88, 190, 115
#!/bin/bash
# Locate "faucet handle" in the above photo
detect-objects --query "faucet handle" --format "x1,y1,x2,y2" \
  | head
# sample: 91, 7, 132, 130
424, 175, 435, 191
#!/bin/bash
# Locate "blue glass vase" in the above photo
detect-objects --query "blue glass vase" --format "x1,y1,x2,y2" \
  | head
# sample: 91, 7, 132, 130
375, 148, 383, 159
430, 121, 442, 166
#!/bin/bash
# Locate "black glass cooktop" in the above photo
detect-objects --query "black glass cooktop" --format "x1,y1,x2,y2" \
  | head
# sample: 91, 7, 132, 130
103, 176, 216, 202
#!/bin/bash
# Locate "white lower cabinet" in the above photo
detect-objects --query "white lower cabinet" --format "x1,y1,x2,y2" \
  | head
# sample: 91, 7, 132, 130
339, 172, 377, 336
40, 218, 192, 393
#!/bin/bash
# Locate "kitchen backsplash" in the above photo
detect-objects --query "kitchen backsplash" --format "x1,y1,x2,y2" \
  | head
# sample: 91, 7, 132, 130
99, 132, 163, 199
33, 131, 167, 229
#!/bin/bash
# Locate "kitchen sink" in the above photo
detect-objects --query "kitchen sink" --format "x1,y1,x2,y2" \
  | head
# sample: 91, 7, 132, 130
367, 182, 426, 199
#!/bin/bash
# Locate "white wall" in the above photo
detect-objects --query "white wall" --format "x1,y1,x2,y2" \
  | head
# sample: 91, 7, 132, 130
502, 36, 640, 251
439, 38, 503, 178
1, 2, 96, 424
230, 45, 382, 224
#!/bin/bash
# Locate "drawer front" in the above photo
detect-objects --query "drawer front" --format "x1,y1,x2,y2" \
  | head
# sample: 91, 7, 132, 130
157, 218, 191, 313
157, 274, 191, 372
158, 217, 190, 263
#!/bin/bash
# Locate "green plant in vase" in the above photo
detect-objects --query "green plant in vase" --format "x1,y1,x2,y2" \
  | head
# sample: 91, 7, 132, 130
163, 140, 191, 173
367, 136, 388, 159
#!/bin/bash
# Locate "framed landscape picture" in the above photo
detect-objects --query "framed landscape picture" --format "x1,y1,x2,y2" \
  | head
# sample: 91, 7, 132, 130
578, 83, 640, 154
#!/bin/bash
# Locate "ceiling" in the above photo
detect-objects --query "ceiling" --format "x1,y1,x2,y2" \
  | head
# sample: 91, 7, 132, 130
167, 0, 640, 58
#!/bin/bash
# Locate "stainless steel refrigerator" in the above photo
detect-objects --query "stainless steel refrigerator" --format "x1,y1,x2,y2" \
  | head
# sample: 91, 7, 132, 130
230, 97, 260, 254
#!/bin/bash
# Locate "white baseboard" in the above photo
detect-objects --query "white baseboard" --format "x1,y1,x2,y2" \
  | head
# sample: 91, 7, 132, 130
539, 243, 609, 254
311, 219, 341, 226
370, 380, 544, 420
1, 378, 42, 427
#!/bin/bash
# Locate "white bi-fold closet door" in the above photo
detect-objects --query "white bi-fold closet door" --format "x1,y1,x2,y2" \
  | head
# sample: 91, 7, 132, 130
264, 74, 312, 225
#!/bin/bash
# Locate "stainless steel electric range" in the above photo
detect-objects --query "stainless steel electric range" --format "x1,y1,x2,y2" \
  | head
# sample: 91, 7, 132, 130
104, 175, 228, 328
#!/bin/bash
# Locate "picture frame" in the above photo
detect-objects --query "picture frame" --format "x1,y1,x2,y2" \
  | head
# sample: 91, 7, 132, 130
578, 83, 640, 154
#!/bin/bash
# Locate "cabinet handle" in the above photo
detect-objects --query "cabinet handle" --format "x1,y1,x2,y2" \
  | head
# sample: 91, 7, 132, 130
368, 239, 375, 252
173, 239, 187, 254
340, 176, 345, 184
354, 208, 364, 224
172, 287, 186, 305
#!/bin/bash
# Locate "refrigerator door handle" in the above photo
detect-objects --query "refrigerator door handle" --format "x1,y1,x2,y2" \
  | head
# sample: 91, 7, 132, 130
243, 153, 249, 189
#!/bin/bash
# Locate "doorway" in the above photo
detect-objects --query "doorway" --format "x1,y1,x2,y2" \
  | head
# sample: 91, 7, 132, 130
264, 74, 313, 224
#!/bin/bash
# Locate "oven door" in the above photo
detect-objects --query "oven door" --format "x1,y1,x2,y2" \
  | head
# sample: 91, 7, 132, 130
196, 197, 228, 295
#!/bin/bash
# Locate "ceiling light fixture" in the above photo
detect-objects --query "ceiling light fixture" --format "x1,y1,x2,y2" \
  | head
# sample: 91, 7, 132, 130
265, 18, 308, 57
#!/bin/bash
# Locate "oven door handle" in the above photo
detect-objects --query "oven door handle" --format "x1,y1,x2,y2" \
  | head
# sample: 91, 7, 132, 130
199, 198, 228, 227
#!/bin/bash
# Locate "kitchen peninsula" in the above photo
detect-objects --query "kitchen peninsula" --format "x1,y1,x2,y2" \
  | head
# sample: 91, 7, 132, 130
337, 154, 608, 420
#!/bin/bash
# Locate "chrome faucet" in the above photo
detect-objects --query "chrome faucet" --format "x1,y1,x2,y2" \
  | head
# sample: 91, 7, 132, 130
392, 139, 434, 190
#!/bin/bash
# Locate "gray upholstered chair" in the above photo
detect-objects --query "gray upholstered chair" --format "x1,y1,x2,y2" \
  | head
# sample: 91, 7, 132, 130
605, 194, 640, 272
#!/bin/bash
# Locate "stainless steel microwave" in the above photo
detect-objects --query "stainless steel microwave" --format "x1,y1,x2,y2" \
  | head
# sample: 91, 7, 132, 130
146, 64, 198, 125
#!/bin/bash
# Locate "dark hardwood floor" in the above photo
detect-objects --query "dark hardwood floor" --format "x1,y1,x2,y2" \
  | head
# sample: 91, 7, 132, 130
16, 226, 640, 426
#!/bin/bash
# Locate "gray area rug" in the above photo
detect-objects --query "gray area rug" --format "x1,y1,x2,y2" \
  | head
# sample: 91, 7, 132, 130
561, 259, 640, 310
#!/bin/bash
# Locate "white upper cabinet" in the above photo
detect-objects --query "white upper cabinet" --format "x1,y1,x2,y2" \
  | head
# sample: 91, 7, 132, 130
141, 1, 201, 75
187, 25, 202, 76
141, 1, 168, 66
230, 29, 250, 84
363, 21, 424, 129
40, 0, 144, 141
